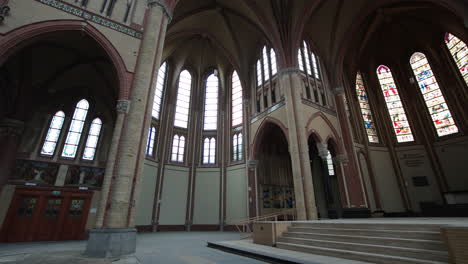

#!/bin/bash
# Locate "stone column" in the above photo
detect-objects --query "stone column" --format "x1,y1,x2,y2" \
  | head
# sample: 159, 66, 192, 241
280, 69, 317, 220
0, 118, 24, 191
85, 0, 171, 258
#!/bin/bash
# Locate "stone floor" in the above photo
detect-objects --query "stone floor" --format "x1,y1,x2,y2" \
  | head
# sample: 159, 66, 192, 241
0, 232, 267, 264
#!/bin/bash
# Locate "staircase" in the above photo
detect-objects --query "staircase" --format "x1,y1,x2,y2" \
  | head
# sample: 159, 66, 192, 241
276, 222, 449, 264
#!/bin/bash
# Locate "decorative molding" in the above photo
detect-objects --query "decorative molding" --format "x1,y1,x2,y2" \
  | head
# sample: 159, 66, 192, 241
278, 67, 302, 76
250, 100, 285, 124
247, 160, 258, 169
334, 154, 349, 165
36, 0, 143, 39
301, 99, 337, 116
147, 0, 173, 22
0, 0, 10, 24
116, 100, 131, 114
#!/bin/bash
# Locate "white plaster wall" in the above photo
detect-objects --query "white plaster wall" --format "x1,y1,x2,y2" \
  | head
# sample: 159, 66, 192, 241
225, 164, 247, 224
192, 168, 220, 225
158, 165, 189, 225
368, 147, 405, 213
135, 160, 158, 226
434, 136, 468, 192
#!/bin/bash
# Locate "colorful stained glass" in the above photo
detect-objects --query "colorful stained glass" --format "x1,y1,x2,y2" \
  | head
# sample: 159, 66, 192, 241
146, 126, 156, 157
152, 62, 167, 119
410, 52, 459, 136
356, 73, 379, 143
82, 118, 102, 161
174, 70, 192, 128
62, 99, 89, 158
41, 111, 65, 156
445, 33, 468, 86
376, 65, 414, 143
232, 71, 243, 127
204, 74, 218, 130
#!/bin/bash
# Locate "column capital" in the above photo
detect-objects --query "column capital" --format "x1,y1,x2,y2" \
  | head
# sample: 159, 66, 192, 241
278, 67, 301, 76
333, 154, 349, 165
116, 100, 131, 114
247, 160, 258, 169
147, 0, 174, 21
0, 118, 24, 138
316, 143, 328, 159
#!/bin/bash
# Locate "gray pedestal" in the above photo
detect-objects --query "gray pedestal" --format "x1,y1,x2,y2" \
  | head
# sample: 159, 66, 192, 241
85, 228, 137, 258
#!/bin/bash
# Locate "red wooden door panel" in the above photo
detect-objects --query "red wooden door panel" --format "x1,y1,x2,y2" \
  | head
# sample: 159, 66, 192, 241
34, 197, 65, 241
5, 195, 40, 242
60, 198, 90, 240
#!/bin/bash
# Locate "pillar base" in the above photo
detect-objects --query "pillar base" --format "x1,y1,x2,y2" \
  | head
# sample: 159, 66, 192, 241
85, 228, 137, 258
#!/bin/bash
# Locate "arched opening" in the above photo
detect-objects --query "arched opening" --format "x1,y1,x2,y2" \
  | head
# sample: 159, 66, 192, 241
255, 123, 294, 217
0, 29, 120, 242
308, 135, 343, 219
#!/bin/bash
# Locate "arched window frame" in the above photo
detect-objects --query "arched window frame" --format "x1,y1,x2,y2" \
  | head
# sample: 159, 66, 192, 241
40, 111, 66, 157
376, 65, 414, 143
146, 125, 157, 157
152, 61, 168, 120
355, 72, 379, 143
203, 72, 219, 131
255, 45, 279, 112
297, 40, 328, 105
202, 137, 216, 165
231, 70, 243, 128
82, 117, 103, 161
326, 150, 335, 176
62, 99, 90, 159
171, 134, 186, 163
445, 32, 468, 87
409, 52, 459, 137
232, 132, 243, 162
174, 69, 193, 129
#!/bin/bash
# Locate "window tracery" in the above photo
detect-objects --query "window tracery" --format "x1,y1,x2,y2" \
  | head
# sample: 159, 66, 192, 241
174, 70, 192, 129
203, 137, 216, 164
232, 71, 243, 127
232, 133, 243, 162
203, 74, 218, 131
171, 134, 185, 162
445, 33, 468, 86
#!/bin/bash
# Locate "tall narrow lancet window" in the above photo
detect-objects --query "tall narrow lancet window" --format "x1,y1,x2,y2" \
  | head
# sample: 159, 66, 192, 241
326, 151, 335, 176
232, 133, 243, 162
171, 135, 185, 162
270, 49, 277, 76
62, 99, 89, 158
82, 118, 103, 161
174, 70, 192, 128
232, 71, 243, 127
311, 52, 320, 80
356, 73, 379, 143
445, 33, 468, 86
376, 66, 414, 143
256, 60, 263, 87
152, 62, 167, 119
203, 137, 216, 164
262, 47, 270, 82
41, 111, 66, 156
410, 52, 459, 136
298, 41, 320, 79
146, 126, 156, 157
203, 74, 218, 130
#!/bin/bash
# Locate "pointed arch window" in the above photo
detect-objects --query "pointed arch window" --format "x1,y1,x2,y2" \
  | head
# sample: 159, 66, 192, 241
356, 73, 379, 143
298, 41, 320, 79
146, 126, 156, 157
232, 133, 243, 162
257, 46, 278, 87
232, 71, 243, 127
174, 70, 192, 129
152, 62, 167, 120
203, 74, 218, 130
82, 118, 103, 161
62, 99, 89, 158
410, 52, 459, 136
256, 60, 263, 87
262, 47, 270, 82
270, 49, 278, 76
377, 66, 414, 143
203, 137, 216, 164
41, 111, 66, 156
326, 151, 335, 176
171, 135, 185, 162
445, 33, 468, 86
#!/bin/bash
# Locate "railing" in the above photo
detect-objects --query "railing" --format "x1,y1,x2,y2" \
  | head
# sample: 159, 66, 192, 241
233, 208, 297, 238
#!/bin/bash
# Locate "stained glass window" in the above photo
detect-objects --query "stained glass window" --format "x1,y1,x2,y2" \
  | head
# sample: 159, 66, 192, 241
326, 151, 335, 176
146, 126, 156, 157
232, 133, 243, 162
203, 137, 216, 164
356, 73, 379, 143
410, 52, 459, 136
445, 33, 468, 86
82, 118, 102, 161
376, 66, 414, 143
232, 71, 243, 127
152, 62, 167, 119
62, 99, 89, 158
174, 70, 192, 128
203, 74, 218, 130
171, 135, 185, 162
41, 111, 65, 156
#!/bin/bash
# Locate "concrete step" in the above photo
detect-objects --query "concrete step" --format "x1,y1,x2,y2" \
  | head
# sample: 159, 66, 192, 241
277, 242, 448, 264
277, 237, 449, 262
288, 226, 442, 240
291, 222, 442, 232
282, 232, 446, 251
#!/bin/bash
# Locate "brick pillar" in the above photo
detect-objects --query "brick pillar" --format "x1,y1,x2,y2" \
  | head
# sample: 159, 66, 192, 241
0, 118, 23, 191
280, 69, 318, 220
85, 0, 172, 258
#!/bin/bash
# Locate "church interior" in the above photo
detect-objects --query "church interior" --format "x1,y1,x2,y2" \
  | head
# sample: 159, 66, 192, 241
0, 0, 467, 263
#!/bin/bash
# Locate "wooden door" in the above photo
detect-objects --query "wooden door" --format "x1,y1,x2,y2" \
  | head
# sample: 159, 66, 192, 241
35, 196, 66, 241
4, 195, 40, 242
60, 197, 91, 240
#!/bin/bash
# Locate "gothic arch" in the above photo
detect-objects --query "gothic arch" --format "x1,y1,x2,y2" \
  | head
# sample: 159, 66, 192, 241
251, 117, 288, 160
